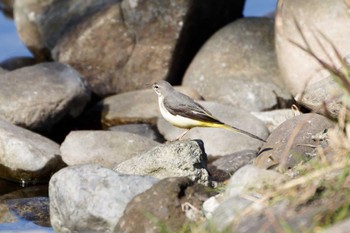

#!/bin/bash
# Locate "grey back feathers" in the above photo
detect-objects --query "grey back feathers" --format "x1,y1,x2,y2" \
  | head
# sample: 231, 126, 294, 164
153, 80, 223, 124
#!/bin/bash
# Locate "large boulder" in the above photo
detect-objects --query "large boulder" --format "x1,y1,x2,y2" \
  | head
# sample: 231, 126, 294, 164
0, 119, 63, 184
254, 113, 334, 170
60, 130, 160, 168
183, 17, 291, 111
116, 177, 213, 233
114, 140, 210, 185
0, 62, 90, 131
275, 0, 350, 115
49, 164, 158, 233
14, 0, 246, 96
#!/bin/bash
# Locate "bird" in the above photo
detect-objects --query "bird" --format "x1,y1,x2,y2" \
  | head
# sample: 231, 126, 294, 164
152, 80, 266, 142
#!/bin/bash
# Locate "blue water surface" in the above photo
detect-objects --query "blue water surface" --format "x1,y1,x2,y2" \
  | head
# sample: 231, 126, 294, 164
0, 217, 53, 233
0, 13, 31, 62
244, 0, 277, 16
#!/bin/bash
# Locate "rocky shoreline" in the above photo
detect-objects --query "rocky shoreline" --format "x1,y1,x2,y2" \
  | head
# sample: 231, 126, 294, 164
1, 0, 350, 232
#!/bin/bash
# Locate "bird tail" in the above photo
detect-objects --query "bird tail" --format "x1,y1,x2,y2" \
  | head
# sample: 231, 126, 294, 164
214, 123, 267, 143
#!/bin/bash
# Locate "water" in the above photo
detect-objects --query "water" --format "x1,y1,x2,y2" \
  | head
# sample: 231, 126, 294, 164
244, 0, 277, 16
0, 13, 31, 62
0, 0, 277, 231
0, 218, 53, 233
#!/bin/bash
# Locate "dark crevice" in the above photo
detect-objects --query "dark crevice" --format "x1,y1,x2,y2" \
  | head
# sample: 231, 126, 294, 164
166, 0, 246, 85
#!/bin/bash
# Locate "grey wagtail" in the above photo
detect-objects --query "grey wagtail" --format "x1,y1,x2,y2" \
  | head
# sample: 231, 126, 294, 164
152, 80, 266, 142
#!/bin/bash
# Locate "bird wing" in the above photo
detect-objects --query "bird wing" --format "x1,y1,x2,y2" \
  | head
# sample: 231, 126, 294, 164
163, 92, 223, 124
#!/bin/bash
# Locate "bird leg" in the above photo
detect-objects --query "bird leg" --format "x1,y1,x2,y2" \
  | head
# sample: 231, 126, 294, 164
175, 128, 191, 141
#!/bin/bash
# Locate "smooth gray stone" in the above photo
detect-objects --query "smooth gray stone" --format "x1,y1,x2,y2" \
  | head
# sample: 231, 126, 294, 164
49, 164, 158, 233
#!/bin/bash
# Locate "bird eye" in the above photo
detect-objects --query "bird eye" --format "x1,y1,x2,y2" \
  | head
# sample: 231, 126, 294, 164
154, 84, 158, 89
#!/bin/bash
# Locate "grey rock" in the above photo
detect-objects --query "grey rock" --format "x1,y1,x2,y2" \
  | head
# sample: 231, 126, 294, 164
49, 164, 158, 233
0, 67, 7, 74
52, 1, 133, 96
207, 194, 325, 233
157, 101, 268, 157
202, 193, 225, 219
211, 150, 257, 175
0, 62, 90, 131
13, 0, 52, 60
324, 218, 350, 233
251, 109, 296, 132
116, 177, 212, 233
203, 165, 286, 231
300, 76, 343, 117
99, 86, 201, 128
114, 140, 210, 185
233, 201, 318, 233
254, 113, 334, 170
225, 165, 285, 198
275, 0, 350, 97
60, 130, 160, 168
13, 0, 118, 61
0, 119, 63, 184
210, 196, 256, 232
117, 0, 245, 93
109, 123, 163, 142
183, 17, 292, 111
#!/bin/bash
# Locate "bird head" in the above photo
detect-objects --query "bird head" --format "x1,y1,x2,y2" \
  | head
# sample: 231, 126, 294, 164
152, 80, 173, 97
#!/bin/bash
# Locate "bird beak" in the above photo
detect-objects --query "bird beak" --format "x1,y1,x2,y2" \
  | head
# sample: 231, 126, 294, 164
144, 83, 153, 88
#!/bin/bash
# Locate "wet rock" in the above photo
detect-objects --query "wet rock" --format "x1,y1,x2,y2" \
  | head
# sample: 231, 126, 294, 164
0, 119, 63, 184
99, 86, 201, 128
183, 17, 291, 111
211, 150, 257, 176
116, 177, 214, 233
0, 0, 13, 18
60, 130, 160, 168
254, 113, 334, 170
109, 123, 164, 142
0, 185, 48, 201
0, 203, 17, 223
251, 109, 296, 132
49, 164, 158, 233
0, 179, 23, 196
0, 56, 36, 70
0, 62, 90, 131
275, 0, 350, 101
4, 197, 50, 226
114, 140, 210, 185
157, 101, 268, 157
